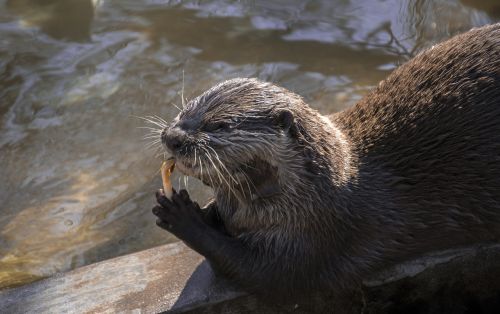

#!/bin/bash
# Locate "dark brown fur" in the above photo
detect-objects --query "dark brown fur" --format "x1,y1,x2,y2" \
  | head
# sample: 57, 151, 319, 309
153, 23, 500, 299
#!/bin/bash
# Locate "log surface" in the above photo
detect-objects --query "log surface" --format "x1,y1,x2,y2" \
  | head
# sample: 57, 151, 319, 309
1, 242, 500, 313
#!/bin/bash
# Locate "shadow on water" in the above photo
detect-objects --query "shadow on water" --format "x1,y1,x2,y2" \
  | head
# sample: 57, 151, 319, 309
139, 6, 403, 80
6, 0, 94, 42
461, 0, 500, 18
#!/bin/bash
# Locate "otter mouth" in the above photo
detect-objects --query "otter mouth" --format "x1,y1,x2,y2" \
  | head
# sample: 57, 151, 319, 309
171, 155, 221, 187
175, 153, 281, 199
173, 158, 198, 176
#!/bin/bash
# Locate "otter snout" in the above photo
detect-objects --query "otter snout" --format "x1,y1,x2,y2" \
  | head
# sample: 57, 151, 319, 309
162, 126, 187, 154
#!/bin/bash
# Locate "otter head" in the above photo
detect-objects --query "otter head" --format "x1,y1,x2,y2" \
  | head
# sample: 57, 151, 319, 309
161, 78, 343, 205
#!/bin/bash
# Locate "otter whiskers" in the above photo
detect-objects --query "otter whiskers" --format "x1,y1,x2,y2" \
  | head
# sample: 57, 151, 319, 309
136, 115, 169, 154
200, 146, 237, 197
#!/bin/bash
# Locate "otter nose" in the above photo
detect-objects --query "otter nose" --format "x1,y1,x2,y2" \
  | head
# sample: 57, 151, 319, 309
162, 127, 186, 153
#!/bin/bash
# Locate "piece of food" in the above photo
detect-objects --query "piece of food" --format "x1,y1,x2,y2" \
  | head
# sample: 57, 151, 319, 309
161, 158, 175, 200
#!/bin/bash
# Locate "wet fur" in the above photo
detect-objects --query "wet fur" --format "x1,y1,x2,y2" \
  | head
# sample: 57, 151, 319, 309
154, 24, 500, 298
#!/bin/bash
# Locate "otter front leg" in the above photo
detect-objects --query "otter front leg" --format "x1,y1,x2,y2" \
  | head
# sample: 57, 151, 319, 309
152, 190, 209, 250
152, 190, 278, 293
153, 191, 225, 237
198, 199, 226, 233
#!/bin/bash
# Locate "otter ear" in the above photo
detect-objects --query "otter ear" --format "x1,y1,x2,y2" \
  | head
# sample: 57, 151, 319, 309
275, 110, 294, 133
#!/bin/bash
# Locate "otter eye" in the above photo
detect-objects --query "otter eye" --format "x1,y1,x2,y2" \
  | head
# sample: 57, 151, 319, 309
204, 121, 229, 132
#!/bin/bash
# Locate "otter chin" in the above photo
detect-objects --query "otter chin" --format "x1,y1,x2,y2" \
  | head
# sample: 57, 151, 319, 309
152, 24, 500, 299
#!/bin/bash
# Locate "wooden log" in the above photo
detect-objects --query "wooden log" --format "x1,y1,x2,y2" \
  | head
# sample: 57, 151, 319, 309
1, 242, 500, 313
0, 242, 244, 314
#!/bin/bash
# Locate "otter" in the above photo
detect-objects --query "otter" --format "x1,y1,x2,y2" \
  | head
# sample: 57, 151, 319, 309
152, 24, 500, 298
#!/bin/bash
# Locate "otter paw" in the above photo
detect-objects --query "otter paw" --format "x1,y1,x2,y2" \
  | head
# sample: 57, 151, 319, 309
153, 189, 205, 239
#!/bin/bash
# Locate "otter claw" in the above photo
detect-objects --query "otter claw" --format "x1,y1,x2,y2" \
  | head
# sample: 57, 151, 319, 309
156, 218, 172, 231
156, 190, 174, 209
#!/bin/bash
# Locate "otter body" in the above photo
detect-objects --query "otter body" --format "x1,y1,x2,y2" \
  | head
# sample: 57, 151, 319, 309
153, 24, 500, 297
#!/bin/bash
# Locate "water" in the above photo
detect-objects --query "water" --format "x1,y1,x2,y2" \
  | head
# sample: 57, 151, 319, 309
0, 0, 497, 290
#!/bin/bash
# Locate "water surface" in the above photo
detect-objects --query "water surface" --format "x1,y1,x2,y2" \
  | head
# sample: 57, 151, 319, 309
0, 0, 497, 289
